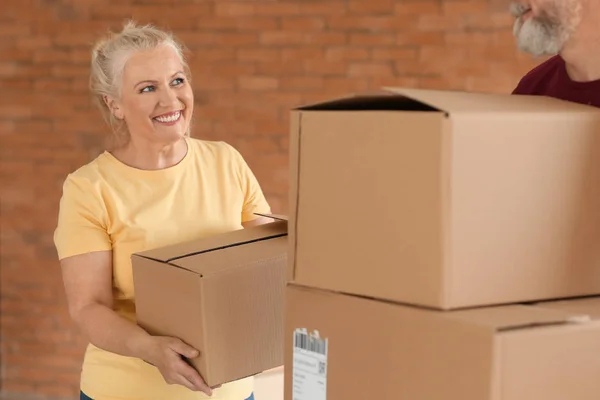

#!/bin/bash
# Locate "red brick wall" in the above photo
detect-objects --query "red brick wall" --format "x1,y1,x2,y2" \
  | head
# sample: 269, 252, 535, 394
1, 0, 540, 398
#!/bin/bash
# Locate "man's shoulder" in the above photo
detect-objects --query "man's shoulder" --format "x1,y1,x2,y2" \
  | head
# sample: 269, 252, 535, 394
512, 55, 564, 95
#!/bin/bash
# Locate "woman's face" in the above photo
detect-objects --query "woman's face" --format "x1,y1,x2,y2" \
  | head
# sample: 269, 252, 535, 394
110, 44, 194, 145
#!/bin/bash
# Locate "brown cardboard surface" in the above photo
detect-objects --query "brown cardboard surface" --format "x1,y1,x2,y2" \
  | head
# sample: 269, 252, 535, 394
285, 284, 600, 400
384, 87, 593, 113
289, 87, 600, 309
132, 218, 288, 387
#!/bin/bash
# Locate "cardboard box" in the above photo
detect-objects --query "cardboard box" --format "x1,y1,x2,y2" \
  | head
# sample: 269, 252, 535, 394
285, 284, 600, 400
289, 88, 600, 309
132, 216, 288, 387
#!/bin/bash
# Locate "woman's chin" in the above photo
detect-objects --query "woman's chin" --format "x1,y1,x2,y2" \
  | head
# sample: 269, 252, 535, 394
153, 124, 188, 141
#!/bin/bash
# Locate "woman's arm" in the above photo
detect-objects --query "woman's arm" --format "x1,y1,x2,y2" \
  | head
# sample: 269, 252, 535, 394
60, 250, 150, 357
61, 250, 215, 395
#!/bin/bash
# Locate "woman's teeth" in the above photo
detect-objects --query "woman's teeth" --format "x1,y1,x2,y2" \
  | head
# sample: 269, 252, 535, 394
154, 111, 181, 123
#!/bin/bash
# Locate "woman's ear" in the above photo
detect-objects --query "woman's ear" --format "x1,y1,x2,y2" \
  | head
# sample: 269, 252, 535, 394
104, 95, 124, 120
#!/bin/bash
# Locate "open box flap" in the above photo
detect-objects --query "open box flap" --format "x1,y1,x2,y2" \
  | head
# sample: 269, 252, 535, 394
293, 87, 599, 115
294, 91, 441, 113
383, 87, 599, 115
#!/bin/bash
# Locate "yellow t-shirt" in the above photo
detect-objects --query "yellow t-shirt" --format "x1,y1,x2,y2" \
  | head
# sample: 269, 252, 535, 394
54, 137, 271, 400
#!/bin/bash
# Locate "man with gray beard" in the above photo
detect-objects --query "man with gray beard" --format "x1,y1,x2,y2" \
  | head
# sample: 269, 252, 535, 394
510, 0, 600, 106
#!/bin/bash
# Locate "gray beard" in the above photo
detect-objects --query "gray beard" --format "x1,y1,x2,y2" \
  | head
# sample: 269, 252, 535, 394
513, 16, 566, 57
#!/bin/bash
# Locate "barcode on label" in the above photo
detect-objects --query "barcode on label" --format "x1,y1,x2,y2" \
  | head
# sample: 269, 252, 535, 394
294, 330, 328, 356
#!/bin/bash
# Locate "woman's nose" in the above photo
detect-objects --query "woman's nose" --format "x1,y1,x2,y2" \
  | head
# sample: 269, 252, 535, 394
158, 87, 179, 107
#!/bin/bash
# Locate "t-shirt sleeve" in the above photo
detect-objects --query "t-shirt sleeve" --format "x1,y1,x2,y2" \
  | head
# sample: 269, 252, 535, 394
511, 82, 523, 95
53, 174, 112, 260
227, 144, 272, 222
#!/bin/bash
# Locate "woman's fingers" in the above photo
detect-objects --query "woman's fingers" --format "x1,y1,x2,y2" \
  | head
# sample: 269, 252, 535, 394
178, 360, 212, 395
167, 337, 200, 359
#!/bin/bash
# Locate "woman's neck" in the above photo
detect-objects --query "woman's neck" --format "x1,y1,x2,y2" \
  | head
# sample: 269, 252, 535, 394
110, 136, 188, 171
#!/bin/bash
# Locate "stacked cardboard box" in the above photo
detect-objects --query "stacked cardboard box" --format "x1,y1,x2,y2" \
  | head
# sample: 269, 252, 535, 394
284, 88, 600, 400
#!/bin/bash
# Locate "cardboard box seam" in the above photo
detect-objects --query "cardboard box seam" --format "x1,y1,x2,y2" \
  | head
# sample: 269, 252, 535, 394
287, 282, 598, 330
291, 112, 303, 283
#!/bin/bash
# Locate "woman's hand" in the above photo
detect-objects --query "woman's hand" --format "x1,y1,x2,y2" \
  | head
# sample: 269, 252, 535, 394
142, 336, 215, 395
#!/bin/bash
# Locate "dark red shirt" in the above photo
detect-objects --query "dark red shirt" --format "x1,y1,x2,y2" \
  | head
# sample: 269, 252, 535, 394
512, 55, 600, 107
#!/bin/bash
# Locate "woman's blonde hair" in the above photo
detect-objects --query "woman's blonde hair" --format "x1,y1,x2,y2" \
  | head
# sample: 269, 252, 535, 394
89, 20, 191, 143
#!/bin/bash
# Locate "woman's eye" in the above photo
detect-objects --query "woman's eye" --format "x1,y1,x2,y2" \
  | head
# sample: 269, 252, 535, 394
139, 78, 183, 93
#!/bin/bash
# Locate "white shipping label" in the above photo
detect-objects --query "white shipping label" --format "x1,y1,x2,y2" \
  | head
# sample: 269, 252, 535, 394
292, 328, 328, 400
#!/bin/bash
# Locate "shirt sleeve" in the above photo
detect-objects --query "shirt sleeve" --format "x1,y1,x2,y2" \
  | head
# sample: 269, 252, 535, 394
227, 144, 272, 222
511, 79, 526, 95
53, 174, 112, 260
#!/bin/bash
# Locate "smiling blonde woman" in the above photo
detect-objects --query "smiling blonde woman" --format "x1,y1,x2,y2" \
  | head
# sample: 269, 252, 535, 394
54, 21, 270, 400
